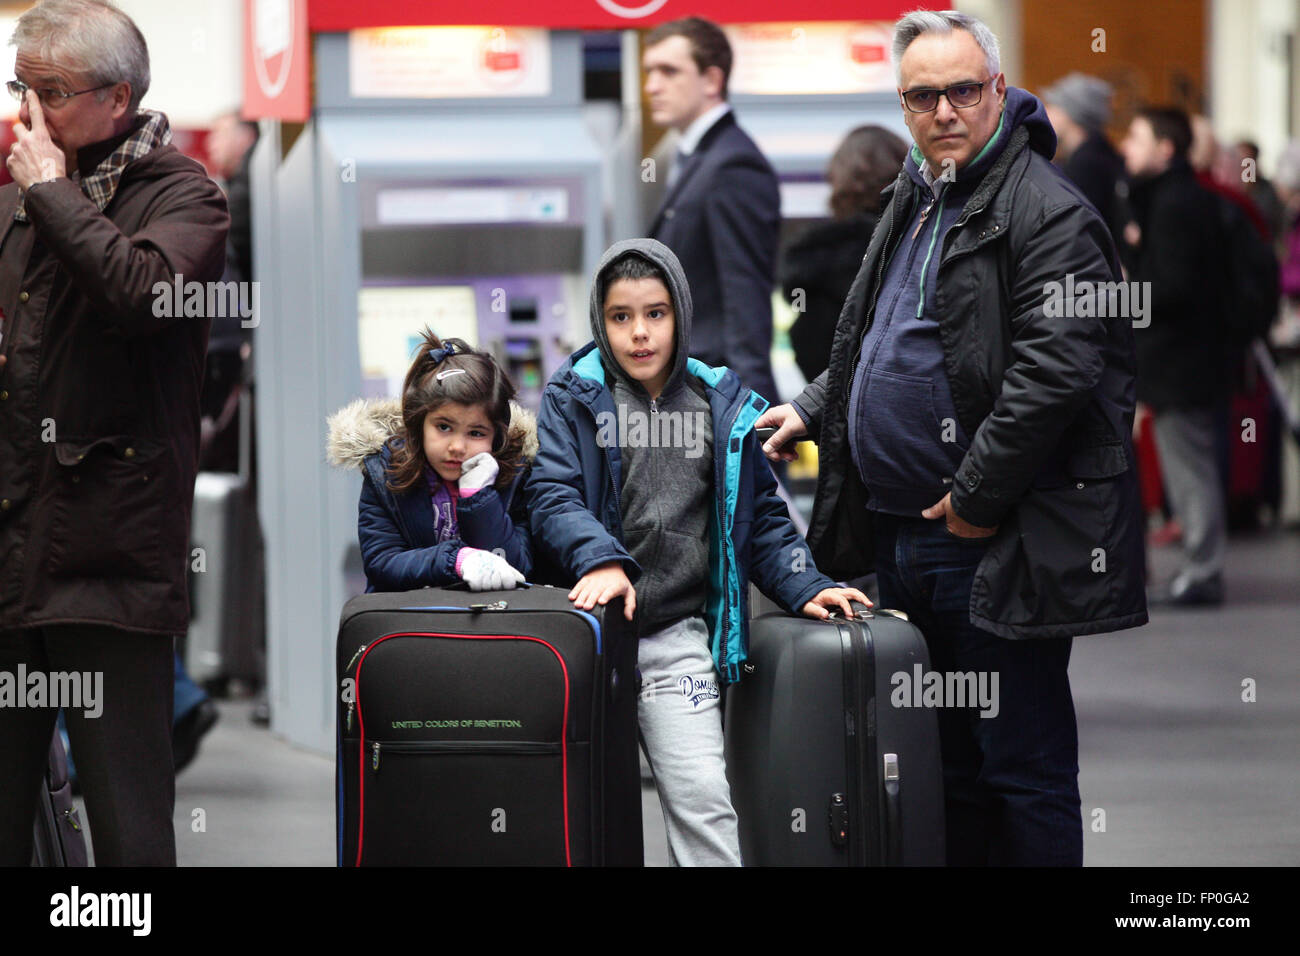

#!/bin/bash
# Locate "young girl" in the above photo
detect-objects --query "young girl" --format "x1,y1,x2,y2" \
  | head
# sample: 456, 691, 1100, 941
327, 331, 535, 592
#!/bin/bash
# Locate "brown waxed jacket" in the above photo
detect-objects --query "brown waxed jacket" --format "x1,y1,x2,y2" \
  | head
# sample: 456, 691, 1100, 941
0, 132, 230, 636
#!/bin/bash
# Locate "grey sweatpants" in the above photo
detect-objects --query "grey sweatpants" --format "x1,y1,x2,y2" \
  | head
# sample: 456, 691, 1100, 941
637, 616, 742, 866
1153, 405, 1227, 585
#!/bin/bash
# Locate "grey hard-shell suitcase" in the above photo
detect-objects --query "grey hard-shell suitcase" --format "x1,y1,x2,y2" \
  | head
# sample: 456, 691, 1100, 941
725, 606, 945, 866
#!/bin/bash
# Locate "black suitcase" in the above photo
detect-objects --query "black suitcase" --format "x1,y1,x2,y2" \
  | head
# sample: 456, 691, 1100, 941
725, 606, 945, 866
336, 585, 642, 866
32, 729, 88, 867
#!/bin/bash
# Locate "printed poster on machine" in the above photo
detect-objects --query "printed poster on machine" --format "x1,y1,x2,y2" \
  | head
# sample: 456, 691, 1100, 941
348, 27, 552, 99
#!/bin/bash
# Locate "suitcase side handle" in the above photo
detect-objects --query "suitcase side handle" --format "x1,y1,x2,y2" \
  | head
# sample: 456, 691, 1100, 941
883, 752, 903, 865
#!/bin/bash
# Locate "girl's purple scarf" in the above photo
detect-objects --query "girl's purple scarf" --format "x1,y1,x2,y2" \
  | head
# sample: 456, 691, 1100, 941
424, 468, 459, 543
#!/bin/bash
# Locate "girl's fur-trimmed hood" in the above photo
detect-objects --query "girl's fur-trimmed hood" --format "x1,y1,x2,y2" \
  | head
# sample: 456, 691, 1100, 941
326, 397, 539, 471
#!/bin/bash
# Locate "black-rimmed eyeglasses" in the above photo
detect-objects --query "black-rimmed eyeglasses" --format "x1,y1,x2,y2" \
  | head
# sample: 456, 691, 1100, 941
900, 77, 995, 113
6, 79, 116, 109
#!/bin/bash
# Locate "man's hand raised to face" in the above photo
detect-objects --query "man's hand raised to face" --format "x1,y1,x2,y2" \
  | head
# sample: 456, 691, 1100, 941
7, 92, 66, 190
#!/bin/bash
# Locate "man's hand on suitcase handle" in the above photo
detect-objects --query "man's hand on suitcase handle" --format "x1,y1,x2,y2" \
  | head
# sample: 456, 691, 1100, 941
802, 587, 873, 620
569, 561, 637, 621
754, 405, 808, 462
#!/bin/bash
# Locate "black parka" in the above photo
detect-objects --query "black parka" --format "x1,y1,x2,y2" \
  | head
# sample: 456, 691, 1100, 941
795, 122, 1148, 639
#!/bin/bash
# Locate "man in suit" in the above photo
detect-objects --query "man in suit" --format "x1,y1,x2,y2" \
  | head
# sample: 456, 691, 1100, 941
643, 17, 781, 405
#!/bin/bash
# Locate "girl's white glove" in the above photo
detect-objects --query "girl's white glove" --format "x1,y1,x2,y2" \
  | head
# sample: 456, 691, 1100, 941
455, 547, 525, 591
458, 452, 499, 498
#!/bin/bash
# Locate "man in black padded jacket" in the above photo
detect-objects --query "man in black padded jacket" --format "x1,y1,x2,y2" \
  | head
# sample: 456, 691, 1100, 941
758, 10, 1147, 867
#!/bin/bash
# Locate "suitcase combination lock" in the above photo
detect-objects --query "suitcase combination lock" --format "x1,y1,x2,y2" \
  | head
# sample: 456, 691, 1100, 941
829, 793, 849, 847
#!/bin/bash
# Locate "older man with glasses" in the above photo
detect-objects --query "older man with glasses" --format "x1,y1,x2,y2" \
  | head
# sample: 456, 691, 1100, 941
757, 10, 1147, 865
0, 0, 229, 865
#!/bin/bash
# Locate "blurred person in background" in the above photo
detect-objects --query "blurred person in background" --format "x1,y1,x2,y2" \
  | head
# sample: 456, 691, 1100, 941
644, 16, 781, 405
1042, 72, 1126, 251
781, 125, 908, 384
206, 111, 257, 285
1232, 140, 1285, 244
1121, 107, 1228, 605
198, 110, 268, 727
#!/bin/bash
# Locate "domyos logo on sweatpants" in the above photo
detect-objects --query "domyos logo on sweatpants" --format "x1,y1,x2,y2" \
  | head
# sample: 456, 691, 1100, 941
679, 675, 719, 708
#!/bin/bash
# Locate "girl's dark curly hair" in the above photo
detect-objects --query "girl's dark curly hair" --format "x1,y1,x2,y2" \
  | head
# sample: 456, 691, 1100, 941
385, 329, 522, 495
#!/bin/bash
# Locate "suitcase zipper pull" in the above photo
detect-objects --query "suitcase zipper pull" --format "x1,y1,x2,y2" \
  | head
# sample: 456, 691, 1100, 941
469, 600, 508, 611
344, 644, 367, 732
371, 741, 381, 772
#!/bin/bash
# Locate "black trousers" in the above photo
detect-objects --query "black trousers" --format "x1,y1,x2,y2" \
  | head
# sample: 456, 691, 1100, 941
0, 625, 175, 866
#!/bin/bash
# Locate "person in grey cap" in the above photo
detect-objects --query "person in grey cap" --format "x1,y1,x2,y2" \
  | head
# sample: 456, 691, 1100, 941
1042, 72, 1127, 249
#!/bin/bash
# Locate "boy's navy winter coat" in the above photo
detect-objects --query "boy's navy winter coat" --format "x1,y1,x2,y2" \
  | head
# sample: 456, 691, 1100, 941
327, 398, 535, 592
525, 238, 836, 683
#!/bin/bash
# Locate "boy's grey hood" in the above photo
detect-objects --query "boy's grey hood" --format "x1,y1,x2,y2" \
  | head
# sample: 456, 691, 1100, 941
589, 237, 694, 395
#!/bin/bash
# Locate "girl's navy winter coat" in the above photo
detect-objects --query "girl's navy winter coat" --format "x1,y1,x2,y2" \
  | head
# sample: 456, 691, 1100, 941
327, 398, 534, 593
525, 343, 835, 683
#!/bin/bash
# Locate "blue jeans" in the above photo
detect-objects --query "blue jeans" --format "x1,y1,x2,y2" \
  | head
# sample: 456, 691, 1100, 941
872, 512, 1083, 866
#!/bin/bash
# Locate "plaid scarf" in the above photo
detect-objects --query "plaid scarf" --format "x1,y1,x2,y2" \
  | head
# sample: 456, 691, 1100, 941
14, 109, 172, 222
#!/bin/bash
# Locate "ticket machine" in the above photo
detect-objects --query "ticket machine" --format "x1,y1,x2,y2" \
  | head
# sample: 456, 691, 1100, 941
254, 28, 604, 753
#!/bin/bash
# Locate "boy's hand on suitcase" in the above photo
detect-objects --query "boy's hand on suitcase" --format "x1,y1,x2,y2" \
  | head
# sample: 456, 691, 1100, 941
802, 587, 873, 620
569, 562, 636, 621
456, 548, 526, 591
457, 452, 499, 497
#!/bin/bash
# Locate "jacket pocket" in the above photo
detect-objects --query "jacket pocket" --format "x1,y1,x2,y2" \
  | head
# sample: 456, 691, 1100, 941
46, 436, 167, 580
857, 369, 965, 490
971, 477, 1119, 631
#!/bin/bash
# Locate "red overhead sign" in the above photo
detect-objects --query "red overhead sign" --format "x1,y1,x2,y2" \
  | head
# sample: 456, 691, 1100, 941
244, 0, 311, 121
307, 1, 932, 31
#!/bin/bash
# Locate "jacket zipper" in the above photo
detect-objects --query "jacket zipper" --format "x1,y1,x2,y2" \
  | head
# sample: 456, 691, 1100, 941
844, 185, 908, 411
581, 392, 624, 537
714, 393, 748, 679
915, 190, 949, 319
911, 197, 935, 240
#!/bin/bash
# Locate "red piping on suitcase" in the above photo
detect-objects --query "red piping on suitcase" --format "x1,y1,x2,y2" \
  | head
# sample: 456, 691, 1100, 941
353, 632, 572, 867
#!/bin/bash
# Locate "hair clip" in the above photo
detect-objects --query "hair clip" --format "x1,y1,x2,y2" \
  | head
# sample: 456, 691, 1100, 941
436, 368, 467, 381
427, 342, 459, 364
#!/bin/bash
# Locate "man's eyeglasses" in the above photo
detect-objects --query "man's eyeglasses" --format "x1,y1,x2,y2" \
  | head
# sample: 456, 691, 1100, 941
900, 77, 995, 113
6, 79, 115, 109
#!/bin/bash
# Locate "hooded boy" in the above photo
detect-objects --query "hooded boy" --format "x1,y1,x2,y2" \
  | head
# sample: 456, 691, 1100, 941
526, 237, 867, 865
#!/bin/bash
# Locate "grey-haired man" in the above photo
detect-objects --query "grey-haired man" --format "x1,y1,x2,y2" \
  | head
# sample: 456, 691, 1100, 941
0, 0, 228, 865
757, 10, 1147, 865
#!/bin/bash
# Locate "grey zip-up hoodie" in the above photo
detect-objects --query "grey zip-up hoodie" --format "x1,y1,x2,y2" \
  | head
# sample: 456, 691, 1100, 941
590, 238, 714, 637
